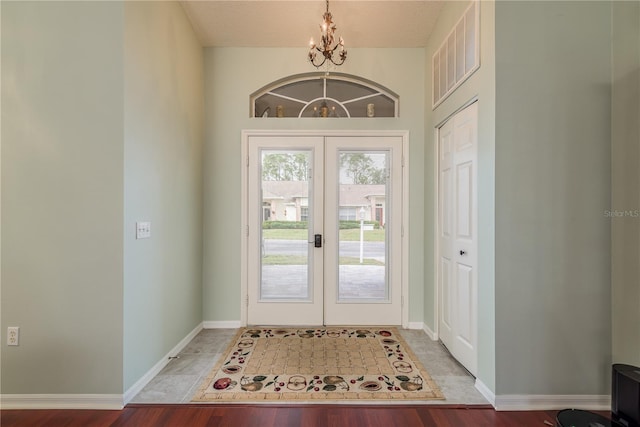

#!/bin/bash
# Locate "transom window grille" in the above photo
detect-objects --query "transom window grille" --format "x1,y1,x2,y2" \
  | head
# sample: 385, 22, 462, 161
251, 73, 399, 118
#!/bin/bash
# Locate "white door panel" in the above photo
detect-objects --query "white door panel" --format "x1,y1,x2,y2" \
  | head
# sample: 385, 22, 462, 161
438, 102, 478, 375
456, 263, 473, 343
440, 258, 452, 328
456, 162, 472, 239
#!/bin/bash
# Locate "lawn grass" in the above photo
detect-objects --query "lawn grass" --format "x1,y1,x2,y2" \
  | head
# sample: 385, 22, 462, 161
262, 255, 384, 266
262, 229, 307, 240
262, 228, 385, 242
339, 229, 385, 242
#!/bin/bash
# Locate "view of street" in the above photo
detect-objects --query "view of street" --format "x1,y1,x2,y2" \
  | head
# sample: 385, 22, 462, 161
260, 238, 387, 300
262, 239, 385, 262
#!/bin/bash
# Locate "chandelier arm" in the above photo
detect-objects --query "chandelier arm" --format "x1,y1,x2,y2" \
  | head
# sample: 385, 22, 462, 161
310, 56, 328, 68
328, 56, 346, 66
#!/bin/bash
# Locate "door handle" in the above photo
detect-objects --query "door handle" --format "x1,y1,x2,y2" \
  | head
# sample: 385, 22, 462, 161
459, 250, 466, 255
309, 234, 322, 248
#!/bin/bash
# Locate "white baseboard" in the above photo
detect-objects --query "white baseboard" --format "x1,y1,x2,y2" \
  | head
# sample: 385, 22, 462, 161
0, 394, 123, 410
405, 322, 438, 341
123, 322, 204, 404
1, 323, 205, 410
203, 320, 242, 329
475, 379, 496, 407
406, 321, 424, 330
494, 394, 611, 411
422, 324, 437, 341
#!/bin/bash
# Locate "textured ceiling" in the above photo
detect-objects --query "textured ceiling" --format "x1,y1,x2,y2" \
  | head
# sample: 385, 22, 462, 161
179, 1, 445, 48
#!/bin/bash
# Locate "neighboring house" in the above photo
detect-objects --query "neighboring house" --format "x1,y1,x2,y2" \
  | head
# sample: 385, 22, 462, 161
262, 181, 385, 225
261, 180, 308, 222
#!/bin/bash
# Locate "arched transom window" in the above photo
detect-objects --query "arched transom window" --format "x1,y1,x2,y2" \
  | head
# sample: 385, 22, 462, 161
251, 73, 399, 118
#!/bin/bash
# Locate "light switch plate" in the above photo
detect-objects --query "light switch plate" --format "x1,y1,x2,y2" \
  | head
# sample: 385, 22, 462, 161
136, 222, 151, 239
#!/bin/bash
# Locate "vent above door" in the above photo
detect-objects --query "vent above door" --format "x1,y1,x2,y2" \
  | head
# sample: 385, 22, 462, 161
432, 1, 480, 108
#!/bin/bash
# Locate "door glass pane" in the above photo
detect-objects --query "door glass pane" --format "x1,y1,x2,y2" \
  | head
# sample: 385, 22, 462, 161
260, 149, 312, 300
337, 150, 389, 301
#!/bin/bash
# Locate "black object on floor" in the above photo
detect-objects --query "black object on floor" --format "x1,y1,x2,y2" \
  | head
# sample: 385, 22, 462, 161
556, 409, 623, 427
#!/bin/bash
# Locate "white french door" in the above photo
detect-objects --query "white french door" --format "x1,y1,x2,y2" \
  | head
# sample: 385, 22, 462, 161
247, 136, 324, 325
438, 102, 478, 376
324, 136, 403, 325
245, 134, 404, 326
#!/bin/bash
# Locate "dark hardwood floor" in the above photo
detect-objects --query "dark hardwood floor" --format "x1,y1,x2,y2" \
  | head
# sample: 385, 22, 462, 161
0, 404, 569, 427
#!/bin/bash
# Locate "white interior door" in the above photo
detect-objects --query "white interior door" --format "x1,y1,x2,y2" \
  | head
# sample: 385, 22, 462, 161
438, 102, 478, 375
246, 134, 404, 326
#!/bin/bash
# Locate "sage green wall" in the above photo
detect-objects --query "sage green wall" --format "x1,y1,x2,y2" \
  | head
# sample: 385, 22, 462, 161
423, 0, 496, 392
1, 0, 204, 397
123, 2, 204, 391
612, 0, 640, 367
1, 1, 124, 394
203, 48, 426, 323
495, 1, 611, 395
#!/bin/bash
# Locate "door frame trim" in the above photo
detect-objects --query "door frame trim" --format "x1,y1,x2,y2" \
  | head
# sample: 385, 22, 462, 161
240, 130, 410, 327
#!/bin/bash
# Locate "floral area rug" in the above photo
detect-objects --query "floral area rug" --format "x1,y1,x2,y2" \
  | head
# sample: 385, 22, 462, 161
191, 327, 444, 402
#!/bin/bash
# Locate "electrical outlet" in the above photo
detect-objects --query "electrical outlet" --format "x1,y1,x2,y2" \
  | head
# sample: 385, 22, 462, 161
7, 327, 19, 346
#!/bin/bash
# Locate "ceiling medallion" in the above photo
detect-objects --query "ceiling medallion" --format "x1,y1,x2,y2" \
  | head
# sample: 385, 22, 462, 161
308, 0, 347, 68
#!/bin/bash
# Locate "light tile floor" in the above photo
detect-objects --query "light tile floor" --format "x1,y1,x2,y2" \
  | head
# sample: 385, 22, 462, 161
130, 328, 489, 405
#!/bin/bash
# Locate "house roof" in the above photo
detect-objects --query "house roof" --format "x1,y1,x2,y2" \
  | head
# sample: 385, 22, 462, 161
340, 184, 385, 206
262, 180, 308, 200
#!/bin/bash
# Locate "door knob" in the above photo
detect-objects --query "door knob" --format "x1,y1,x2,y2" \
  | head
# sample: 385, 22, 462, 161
460, 250, 466, 255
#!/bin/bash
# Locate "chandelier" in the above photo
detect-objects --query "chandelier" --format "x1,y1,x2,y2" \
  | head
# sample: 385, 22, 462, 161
308, 0, 347, 68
